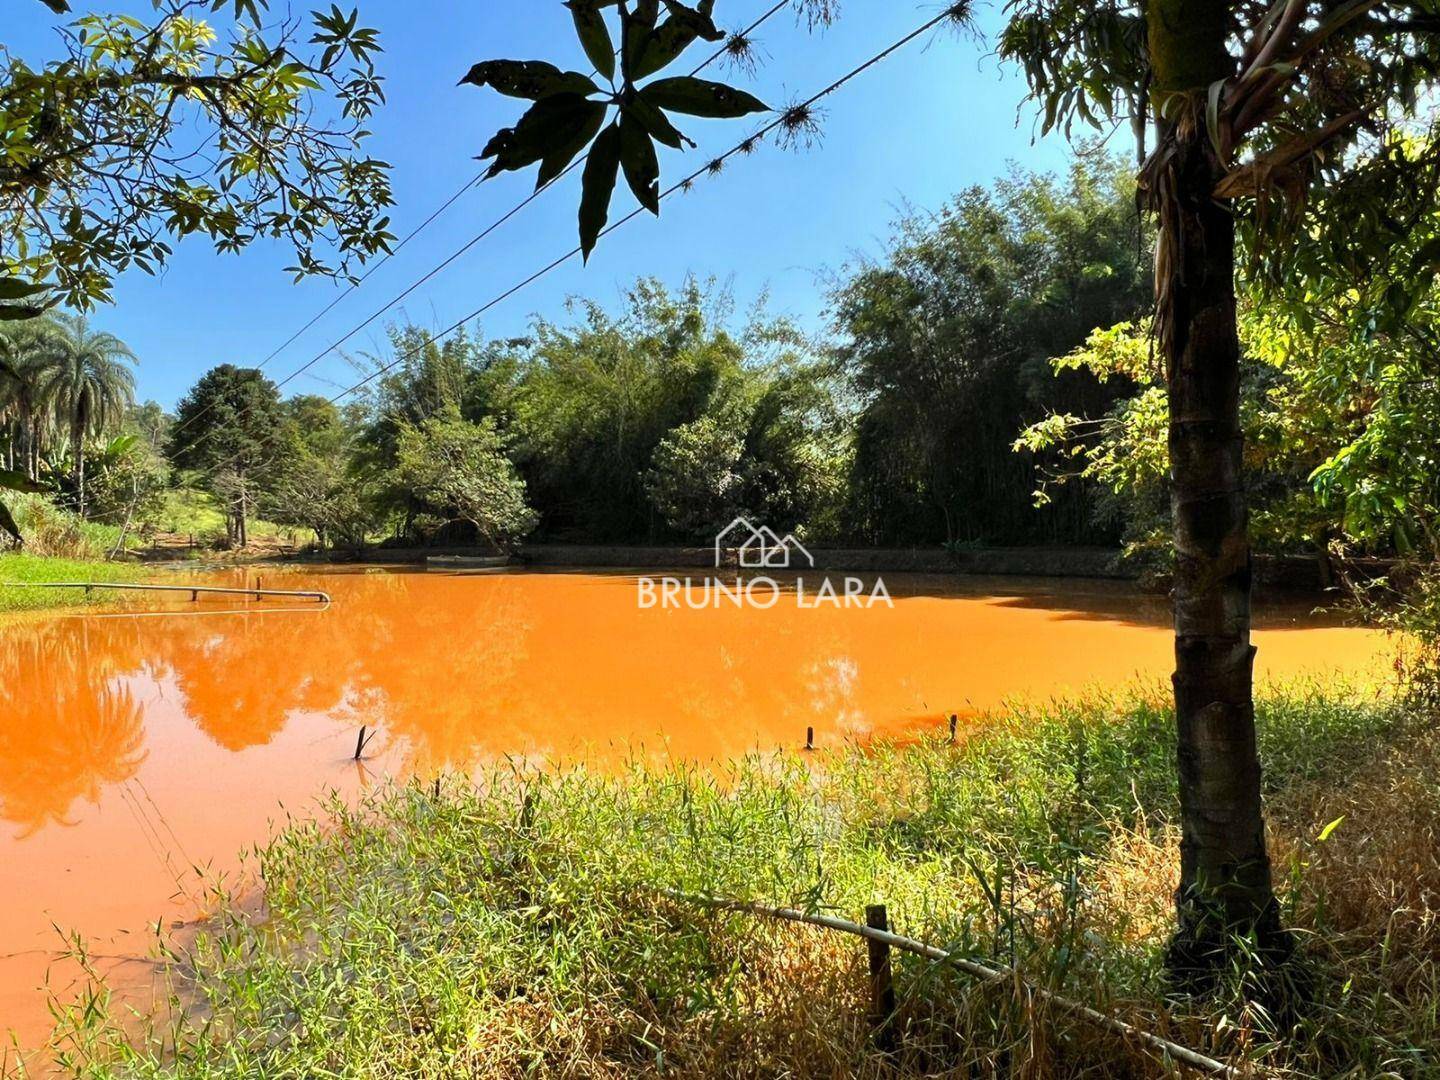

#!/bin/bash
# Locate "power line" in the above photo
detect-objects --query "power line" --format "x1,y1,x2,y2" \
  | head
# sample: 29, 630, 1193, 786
73, 4, 960, 528
246, 5, 964, 456
162, 0, 793, 468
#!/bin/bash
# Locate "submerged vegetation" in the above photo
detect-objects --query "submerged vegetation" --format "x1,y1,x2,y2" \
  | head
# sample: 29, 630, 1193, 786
32, 684, 1437, 1077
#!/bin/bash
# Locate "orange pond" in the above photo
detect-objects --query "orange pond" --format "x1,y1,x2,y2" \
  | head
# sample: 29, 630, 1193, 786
0, 566, 1388, 1047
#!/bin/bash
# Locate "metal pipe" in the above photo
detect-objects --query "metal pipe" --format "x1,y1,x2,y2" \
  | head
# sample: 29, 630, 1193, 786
2, 581, 332, 603
660, 889, 1246, 1078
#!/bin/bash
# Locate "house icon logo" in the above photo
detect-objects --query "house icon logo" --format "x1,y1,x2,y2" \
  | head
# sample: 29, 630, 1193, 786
715, 517, 815, 570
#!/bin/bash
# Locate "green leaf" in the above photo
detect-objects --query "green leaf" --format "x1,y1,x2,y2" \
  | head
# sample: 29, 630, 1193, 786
0, 278, 50, 301
536, 99, 609, 189
579, 122, 623, 261
1316, 815, 1345, 842
639, 76, 768, 118
0, 305, 47, 321
567, 1, 616, 83
622, 0, 661, 81
633, 1, 723, 80
620, 112, 661, 214
0, 469, 49, 494
36, 0, 70, 12
623, 97, 694, 150
459, 60, 600, 101
0, 499, 20, 545
481, 94, 604, 178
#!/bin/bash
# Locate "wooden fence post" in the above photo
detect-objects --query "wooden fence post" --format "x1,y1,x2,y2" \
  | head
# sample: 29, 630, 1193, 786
866, 903, 897, 1054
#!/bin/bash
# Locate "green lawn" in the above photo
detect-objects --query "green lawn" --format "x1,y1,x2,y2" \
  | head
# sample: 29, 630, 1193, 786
0, 553, 149, 613
156, 488, 295, 545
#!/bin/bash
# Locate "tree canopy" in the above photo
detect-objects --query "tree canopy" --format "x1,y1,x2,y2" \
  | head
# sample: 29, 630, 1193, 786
1, 0, 394, 313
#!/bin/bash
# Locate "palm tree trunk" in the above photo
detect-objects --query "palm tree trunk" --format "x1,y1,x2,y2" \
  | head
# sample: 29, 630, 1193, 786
1144, 0, 1290, 989
74, 421, 86, 518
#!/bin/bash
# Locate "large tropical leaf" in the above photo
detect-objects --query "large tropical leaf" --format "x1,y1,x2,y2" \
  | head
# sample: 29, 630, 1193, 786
579, 123, 623, 260
639, 76, 768, 118
466, 1, 768, 256
481, 94, 607, 178
632, 1, 724, 80
622, 0, 662, 79
620, 112, 661, 214
623, 97, 694, 149
459, 60, 600, 100
537, 100, 609, 188
567, 0, 618, 82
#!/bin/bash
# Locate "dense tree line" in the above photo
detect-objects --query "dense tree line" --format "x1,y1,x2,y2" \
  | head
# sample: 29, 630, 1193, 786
833, 151, 1151, 548
10, 150, 1440, 565
124, 158, 1160, 553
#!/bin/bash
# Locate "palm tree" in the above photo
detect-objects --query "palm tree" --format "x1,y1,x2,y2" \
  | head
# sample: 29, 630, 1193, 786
34, 313, 136, 517
0, 321, 55, 481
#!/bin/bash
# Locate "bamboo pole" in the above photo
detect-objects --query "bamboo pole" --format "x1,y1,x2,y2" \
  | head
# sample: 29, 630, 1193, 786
659, 889, 1244, 1078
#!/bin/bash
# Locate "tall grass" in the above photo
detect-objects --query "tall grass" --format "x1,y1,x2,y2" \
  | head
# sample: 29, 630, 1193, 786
21, 685, 1440, 1078
5, 493, 124, 560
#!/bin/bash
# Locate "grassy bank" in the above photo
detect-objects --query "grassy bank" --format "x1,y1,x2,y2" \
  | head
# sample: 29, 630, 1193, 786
31, 684, 1439, 1078
0, 553, 149, 613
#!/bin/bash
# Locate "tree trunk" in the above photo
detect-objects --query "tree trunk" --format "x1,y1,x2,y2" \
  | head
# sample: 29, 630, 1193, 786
238, 484, 249, 548
74, 423, 86, 518
1144, 0, 1290, 990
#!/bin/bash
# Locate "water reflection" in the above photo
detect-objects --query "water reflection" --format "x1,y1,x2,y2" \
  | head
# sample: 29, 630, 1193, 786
0, 567, 1392, 1047
0, 624, 147, 835
0, 568, 1389, 837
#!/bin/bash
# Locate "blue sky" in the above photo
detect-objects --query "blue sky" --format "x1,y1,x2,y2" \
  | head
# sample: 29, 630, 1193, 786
11, 1, 1085, 408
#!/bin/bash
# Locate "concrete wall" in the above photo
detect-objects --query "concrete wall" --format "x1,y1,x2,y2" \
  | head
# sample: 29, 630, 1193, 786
518, 544, 1132, 579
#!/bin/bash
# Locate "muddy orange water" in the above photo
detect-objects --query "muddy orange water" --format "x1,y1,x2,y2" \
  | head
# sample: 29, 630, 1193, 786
0, 567, 1388, 1049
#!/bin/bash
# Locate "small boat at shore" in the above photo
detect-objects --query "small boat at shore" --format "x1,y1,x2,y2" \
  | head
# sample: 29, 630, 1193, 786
425, 554, 518, 571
